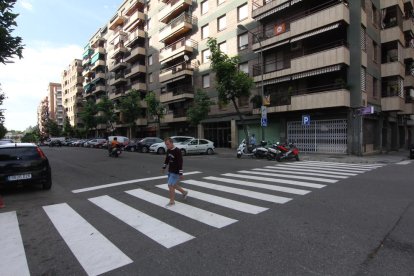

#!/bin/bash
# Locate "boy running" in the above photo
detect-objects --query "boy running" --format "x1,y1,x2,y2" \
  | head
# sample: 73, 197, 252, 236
162, 137, 188, 206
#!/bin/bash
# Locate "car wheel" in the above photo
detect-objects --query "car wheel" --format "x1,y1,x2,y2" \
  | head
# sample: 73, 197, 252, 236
206, 148, 214, 155
157, 148, 165, 154
42, 177, 52, 190
130, 146, 135, 152
142, 146, 149, 153
180, 149, 186, 156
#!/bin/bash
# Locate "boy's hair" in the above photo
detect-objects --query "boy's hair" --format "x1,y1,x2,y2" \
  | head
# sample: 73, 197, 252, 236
164, 137, 173, 143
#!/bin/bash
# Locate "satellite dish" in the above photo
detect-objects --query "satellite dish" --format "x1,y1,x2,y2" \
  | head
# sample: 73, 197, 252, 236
184, 55, 189, 62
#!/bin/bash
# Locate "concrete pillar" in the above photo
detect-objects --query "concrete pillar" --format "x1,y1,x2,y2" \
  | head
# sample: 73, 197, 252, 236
231, 119, 237, 149
197, 124, 204, 138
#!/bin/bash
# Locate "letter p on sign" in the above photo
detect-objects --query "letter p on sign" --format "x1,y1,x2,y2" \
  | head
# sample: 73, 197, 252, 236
302, 115, 310, 126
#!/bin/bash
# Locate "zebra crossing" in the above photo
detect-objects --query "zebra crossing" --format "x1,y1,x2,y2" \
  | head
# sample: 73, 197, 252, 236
0, 161, 385, 276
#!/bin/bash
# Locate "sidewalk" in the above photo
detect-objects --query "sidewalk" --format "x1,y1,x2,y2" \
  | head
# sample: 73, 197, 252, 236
214, 148, 411, 164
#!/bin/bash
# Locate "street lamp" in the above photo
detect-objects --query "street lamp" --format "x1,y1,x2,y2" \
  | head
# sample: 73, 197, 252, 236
237, 24, 265, 141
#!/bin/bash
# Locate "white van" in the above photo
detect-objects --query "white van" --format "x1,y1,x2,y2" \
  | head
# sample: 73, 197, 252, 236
108, 136, 129, 146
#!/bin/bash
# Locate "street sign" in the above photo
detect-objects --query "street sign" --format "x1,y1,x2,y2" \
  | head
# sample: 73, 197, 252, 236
261, 117, 267, 127
360, 106, 374, 115
302, 115, 310, 126
261, 105, 267, 119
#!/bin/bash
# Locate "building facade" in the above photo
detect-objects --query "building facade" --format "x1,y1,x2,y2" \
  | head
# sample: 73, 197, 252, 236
77, 0, 414, 154
61, 59, 84, 128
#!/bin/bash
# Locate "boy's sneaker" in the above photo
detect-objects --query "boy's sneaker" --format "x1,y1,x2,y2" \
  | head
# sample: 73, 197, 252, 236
166, 202, 175, 207
183, 191, 188, 200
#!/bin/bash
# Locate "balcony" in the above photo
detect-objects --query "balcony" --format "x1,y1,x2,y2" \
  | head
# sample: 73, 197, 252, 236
125, 64, 146, 78
135, 118, 148, 126
405, 47, 414, 60
160, 85, 194, 103
90, 60, 106, 71
124, 11, 145, 31
125, 0, 145, 16
109, 74, 127, 86
131, 82, 147, 91
108, 14, 126, 30
382, 96, 405, 111
159, 0, 193, 23
91, 72, 105, 82
252, 2, 349, 52
381, 61, 405, 78
109, 61, 128, 73
109, 45, 128, 59
159, 38, 197, 63
404, 75, 414, 87
381, 25, 405, 44
253, 43, 350, 83
380, 0, 404, 11
124, 46, 146, 63
159, 62, 193, 83
161, 112, 187, 123
125, 29, 146, 47
159, 13, 195, 43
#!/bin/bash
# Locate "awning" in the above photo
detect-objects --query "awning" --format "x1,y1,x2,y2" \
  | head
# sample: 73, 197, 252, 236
254, 39, 290, 53
256, 76, 291, 87
90, 52, 101, 64
290, 23, 340, 42
201, 114, 260, 123
292, 65, 342, 80
255, 2, 290, 21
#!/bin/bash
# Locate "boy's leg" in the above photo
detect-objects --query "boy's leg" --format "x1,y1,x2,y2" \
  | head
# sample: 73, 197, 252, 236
168, 185, 175, 204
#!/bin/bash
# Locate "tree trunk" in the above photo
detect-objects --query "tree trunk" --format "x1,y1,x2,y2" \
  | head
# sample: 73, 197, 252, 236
231, 98, 249, 147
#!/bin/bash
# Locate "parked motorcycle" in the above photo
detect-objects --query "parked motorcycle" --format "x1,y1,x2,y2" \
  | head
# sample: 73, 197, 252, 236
275, 142, 300, 162
266, 143, 281, 160
237, 139, 254, 158
109, 144, 122, 158
252, 141, 269, 159
237, 140, 269, 159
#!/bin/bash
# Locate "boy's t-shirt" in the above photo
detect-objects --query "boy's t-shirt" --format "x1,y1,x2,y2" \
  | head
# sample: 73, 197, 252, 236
163, 147, 183, 175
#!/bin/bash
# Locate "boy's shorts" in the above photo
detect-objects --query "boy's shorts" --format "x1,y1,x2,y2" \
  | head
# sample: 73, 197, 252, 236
167, 173, 180, 186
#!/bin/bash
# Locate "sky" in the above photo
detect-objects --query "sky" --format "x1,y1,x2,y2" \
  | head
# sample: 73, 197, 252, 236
0, 0, 124, 131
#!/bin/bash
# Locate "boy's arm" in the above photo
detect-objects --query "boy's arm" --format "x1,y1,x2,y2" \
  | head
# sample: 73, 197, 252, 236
162, 151, 169, 170
177, 149, 183, 175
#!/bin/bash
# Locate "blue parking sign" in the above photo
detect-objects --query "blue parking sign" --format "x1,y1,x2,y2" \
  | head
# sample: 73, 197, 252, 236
302, 115, 310, 126
261, 117, 267, 127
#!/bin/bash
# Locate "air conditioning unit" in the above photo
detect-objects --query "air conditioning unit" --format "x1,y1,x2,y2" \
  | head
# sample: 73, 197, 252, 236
291, 41, 302, 51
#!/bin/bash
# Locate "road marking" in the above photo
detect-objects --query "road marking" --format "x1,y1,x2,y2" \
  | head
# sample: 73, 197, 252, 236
157, 184, 268, 214
43, 203, 132, 276
272, 165, 366, 173
72, 171, 202, 193
238, 170, 338, 183
89, 195, 194, 248
288, 163, 372, 171
125, 189, 237, 228
396, 160, 413, 165
264, 166, 357, 176
0, 211, 30, 276
253, 168, 348, 179
301, 161, 384, 168
181, 179, 292, 204
204, 176, 310, 195
223, 173, 326, 189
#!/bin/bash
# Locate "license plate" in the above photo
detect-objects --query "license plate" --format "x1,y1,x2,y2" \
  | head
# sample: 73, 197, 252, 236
8, 174, 32, 181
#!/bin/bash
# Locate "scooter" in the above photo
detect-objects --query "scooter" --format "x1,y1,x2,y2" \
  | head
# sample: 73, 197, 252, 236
266, 143, 281, 160
237, 139, 254, 158
275, 142, 300, 162
252, 141, 269, 159
109, 145, 122, 157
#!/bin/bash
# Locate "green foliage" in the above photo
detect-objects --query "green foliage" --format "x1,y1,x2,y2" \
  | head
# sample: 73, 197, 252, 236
79, 100, 98, 132
0, 0, 24, 64
250, 95, 262, 109
21, 132, 37, 143
119, 89, 142, 126
0, 84, 5, 125
144, 92, 165, 137
0, 123, 6, 138
62, 116, 74, 137
46, 120, 61, 137
96, 96, 116, 131
187, 89, 214, 126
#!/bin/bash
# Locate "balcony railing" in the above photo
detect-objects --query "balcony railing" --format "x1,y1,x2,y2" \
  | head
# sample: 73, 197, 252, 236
160, 37, 197, 53
159, 12, 196, 33
160, 61, 193, 74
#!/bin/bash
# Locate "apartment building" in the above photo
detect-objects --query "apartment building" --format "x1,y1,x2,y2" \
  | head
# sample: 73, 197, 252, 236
46, 82, 62, 126
78, 0, 414, 154
37, 97, 48, 136
62, 59, 84, 128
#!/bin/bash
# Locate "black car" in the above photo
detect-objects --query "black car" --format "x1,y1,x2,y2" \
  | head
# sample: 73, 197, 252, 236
137, 137, 163, 153
124, 138, 142, 152
0, 143, 52, 190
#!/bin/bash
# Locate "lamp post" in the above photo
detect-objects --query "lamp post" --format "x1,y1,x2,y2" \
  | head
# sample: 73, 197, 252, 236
237, 24, 265, 141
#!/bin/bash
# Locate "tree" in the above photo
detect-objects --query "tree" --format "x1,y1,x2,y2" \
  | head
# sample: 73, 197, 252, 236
62, 115, 74, 137
207, 38, 254, 144
96, 96, 116, 136
144, 92, 165, 137
0, 123, 6, 138
118, 89, 142, 138
187, 89, 214, 126
79, 100, 98, 136
0, 0, 24, 64
0, 84, 5, 126
47, 119, 61, 137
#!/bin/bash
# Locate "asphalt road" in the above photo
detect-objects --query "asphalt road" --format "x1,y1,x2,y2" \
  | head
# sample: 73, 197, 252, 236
1, 146, 413, 276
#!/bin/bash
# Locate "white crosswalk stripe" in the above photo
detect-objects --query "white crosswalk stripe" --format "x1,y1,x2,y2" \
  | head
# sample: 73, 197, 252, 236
264, 165, 358, 176
125, 188, 237, 228
283, 163, 373, 171
301, 161, 384, 169
156, 184, 268, 214
0, 211, 30, 276
252, 168, 348, 179
271, 164, 368, 173
223, 173, 326, 188
181, 179, 292, 204
43, 203, 133, 276
237, 170, 338, 183
89, 195, 195, 248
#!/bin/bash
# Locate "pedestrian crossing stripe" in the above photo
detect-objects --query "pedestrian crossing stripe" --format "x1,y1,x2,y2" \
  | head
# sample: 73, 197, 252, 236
252, 168, 348, 179
89, 195, 195, 248
125, 188, 237, 228
271, 164, 367, 173
43, 203, 133, 276
286, 162, 375, 171
301, 161, 384, 168
222, 173, 326, 189
203, 176, 310, 195
265, 166, 358, 176
237, 170, 338, 183
0, 211, 30, 276
181, 179, 292, 204
156, 184, 268, 214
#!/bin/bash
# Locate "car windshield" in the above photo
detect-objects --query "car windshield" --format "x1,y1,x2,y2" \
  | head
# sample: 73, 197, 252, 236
0, 147, 40, 161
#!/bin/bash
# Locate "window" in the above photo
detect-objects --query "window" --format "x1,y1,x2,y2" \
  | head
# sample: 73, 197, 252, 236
361, 26, 366, 51
202, 49, 210, 63
148, 55, 153, 66
361, 67, 366, 92
372, 4, 378, 27
202, 74, 210, 88
238, 33, 248, 50
238, 4, 248, 21
217, 0, 225, 5
217, 15, 227, 31
201, 24, 209, 39
149, 73, 153, 83
201, 1, 208, 15
218, 41, 227, 54
239, 62, 248, 74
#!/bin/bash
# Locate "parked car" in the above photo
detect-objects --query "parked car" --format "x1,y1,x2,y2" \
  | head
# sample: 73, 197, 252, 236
124, 138, 142, 152
149, 136, 194, 154
137, 137, 163, 153
108, 136, 130, 148
175, 138, 215, 155
0, 139, 14, 145
85, 138, 107, 148
49, 140, 62, 147
0, 143, 52, 190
